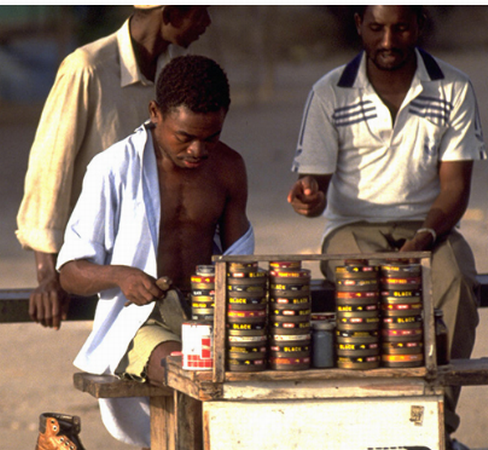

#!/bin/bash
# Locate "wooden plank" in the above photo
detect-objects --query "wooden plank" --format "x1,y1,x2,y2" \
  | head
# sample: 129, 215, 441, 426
73, 372, 171, 398
212, 261, 226, 384
166, 356, 222, 401
212, 251, 432, 263
203, 396, 444, 450
421, 255, 437, 373
175, 392, 203, 450
150, 394, 174, 450
221, 377, 435, 401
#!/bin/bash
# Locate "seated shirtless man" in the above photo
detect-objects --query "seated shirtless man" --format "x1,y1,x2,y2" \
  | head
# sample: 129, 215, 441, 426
57, 55, 254, 448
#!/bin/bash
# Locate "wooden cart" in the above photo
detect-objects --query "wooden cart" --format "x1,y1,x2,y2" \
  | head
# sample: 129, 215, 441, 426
162, 251, 446, 450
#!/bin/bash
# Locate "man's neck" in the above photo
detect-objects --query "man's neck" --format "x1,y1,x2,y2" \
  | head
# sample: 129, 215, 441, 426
366, 55, 417, 124
130, 16, 170, 82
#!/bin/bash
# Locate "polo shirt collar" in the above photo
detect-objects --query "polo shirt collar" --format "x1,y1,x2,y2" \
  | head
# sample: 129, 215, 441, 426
337, 47, 445, 90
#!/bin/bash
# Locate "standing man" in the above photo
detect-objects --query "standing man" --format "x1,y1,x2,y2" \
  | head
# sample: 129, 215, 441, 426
288, 6, 485, 450
57, 55, 254, 448
16, 5, 211, 330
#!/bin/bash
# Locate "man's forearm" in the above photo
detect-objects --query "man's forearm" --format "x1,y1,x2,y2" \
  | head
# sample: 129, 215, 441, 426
59, 260, 125, 296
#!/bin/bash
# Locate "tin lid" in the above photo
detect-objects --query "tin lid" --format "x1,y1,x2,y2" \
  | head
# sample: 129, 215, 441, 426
196, 265, 215, 276
312, 320, 335, 331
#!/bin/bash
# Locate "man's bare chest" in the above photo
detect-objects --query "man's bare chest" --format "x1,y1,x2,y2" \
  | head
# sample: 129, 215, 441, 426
158, 174, 227, 226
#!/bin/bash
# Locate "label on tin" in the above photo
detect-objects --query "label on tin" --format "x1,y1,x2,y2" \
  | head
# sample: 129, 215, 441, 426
228, 345, 267, 354
336, 279, 378, 287
227, 285, 266, 293
382, 316, 422, 324
227, 310, 267, 318
381, 353, 424, 363
381, 290, 421, 298
271, 333, 311, 341
271, 297, 310, 305
337, 342, 378, 351
271, 308, 311, 316
191, 275, 215, 284
337, 304, 378, 312
336, 291, 378, 299
382, 302, 423, 311
228, 334, 268, 343
271, 321, 310, 329
270, 283, 309, 291
228, 296, 267, 305
270, 344, 310, 353
228, 270, 267, 279
269, 356, 311, 365
269, 261, 302, 269
336, 265, 379, 274
381, 277, 421, 285
228, 322, 266, 330
382, 328, 423, 337
269, 269, 311, 278
339, 316, 379, 324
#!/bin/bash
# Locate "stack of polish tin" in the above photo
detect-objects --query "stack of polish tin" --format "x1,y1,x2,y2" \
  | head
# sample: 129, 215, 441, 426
191, 265, 216, 322
380, 261, 424, 368
335, 262, 381, 370
226, 262, 268, 372
268, 261, 312, 371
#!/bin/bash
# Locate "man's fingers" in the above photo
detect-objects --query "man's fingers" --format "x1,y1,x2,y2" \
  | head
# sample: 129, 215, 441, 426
51, 291, 61, 330
300, 176, 319, 197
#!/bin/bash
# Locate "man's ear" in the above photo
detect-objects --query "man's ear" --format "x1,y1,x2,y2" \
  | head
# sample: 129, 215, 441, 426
149, 100, 161, 122
161, 6, 172, 25
418, 12, 427, 33
162, 6, 182, 26
354, 12, 363, 37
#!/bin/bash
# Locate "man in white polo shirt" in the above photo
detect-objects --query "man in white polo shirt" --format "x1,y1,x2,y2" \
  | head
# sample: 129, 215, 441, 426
288, 6, 485, 449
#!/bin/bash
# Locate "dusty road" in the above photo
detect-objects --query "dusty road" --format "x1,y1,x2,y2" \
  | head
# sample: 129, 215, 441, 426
1, 53, 488, 449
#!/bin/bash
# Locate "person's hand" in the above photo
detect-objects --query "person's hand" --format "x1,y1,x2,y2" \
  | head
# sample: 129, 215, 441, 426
287, 176, 326, 217
119, 268, 170, 306
399, 231, 434, 252
29, 274, 70, 330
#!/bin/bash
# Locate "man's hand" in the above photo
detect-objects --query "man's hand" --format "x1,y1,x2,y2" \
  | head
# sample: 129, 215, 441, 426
30, 251, 70, 330
399, 231, 434, 252
124, 275, 173, 307
29, 273, 70, 330
118, 268, 170, 306
287, 175, 327, 217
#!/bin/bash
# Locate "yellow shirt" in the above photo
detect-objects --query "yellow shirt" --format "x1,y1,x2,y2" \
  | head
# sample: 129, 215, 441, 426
16, 19, 183, 253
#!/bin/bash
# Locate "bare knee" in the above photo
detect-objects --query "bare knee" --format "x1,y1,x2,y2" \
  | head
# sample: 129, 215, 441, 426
146, 340, 181, 388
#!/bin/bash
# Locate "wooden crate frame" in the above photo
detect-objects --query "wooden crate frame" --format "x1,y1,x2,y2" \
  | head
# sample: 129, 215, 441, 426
210, 251, 435, 385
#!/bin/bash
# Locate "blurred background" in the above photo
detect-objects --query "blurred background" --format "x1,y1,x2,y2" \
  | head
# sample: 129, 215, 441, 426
2, 5, 488, 449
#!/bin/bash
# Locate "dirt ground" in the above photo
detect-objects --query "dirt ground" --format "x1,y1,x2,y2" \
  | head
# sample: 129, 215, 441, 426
2, 52, 488, 449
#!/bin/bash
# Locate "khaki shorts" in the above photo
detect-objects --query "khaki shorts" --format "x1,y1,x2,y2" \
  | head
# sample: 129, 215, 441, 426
115, 302, 181, 383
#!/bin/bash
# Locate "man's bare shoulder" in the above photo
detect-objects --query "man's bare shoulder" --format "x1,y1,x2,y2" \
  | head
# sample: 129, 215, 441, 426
214, 141, 246, 169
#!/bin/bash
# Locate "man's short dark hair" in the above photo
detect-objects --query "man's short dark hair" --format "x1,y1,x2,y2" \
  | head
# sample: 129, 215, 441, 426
355, 5, 424, 22
155, 55, 231, 117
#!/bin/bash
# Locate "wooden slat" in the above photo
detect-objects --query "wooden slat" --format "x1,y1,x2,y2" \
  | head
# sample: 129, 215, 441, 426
73, 372, 171, 398
212, 261, 227, 384
212, 251, 432, 263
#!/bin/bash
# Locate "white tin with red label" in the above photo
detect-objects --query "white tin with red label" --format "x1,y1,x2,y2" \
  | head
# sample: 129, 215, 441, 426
182, 321, 213, 370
